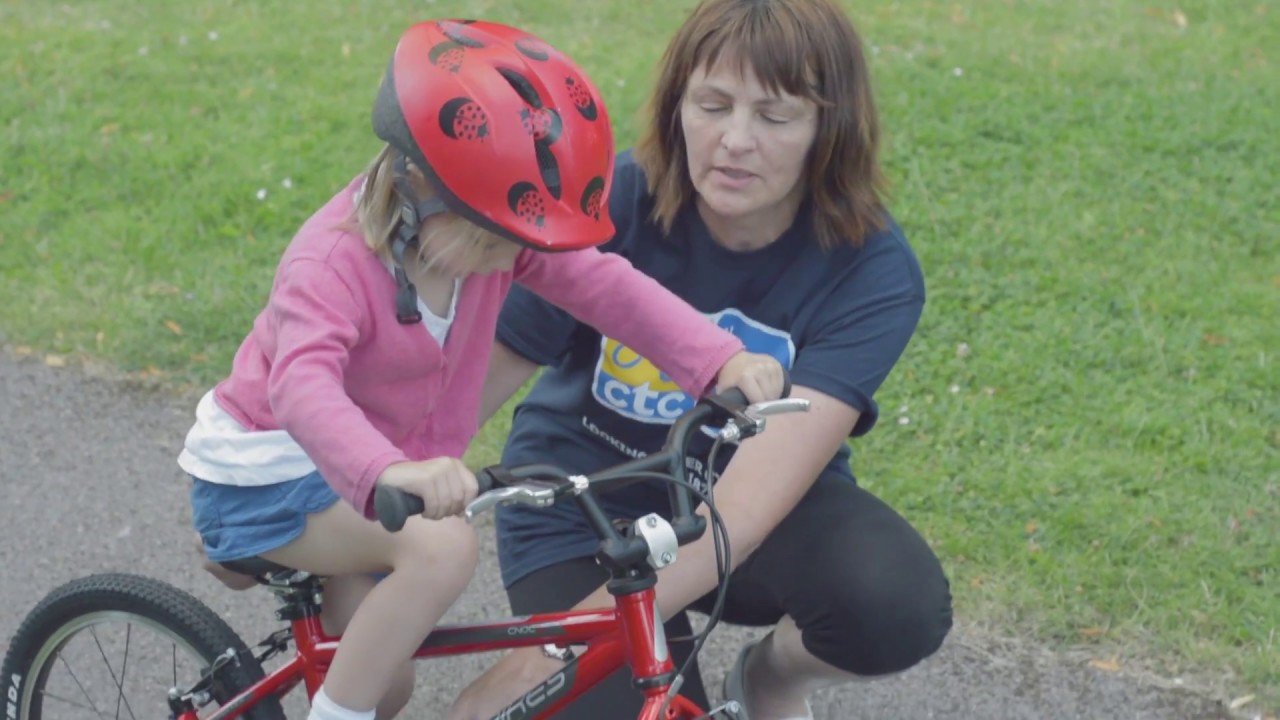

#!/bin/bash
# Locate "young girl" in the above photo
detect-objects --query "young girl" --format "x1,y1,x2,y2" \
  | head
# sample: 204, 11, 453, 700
177, 19, 784, 720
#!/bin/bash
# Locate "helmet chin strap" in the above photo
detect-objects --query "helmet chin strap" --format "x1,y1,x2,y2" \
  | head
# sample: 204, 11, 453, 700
390, 154, 447, 325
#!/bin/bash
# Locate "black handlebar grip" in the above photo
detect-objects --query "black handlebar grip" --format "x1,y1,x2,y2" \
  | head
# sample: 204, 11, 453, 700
716, 387, 749, 407
375, 468, 499, 533
374, 485, 423, 533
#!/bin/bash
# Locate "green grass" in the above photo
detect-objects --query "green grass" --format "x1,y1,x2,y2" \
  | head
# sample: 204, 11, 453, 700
2, 0, 1276, 709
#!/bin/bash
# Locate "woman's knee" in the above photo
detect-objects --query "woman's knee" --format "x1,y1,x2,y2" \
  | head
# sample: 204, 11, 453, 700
799, 542, 953, 676
765, 480, 953, 675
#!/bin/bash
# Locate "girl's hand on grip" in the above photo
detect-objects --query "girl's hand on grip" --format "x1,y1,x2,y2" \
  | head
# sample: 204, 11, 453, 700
715, 351, 786, 404
376, 458, 478, 520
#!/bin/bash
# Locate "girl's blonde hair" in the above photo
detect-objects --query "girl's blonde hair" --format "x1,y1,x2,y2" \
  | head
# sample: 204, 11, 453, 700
353, 145, 510, 273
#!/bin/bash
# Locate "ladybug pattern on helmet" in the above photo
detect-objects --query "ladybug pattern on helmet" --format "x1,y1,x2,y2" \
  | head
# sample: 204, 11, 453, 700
428, 41, 466, 72
508, 182, 547, 228
519, 107, 562, 143
564, 76, 598, 121
514, 37, 552, 61
437, 20, 486, 48
439, 97, 489, 141
580, 176, 605, 220
378, 20, 614, 251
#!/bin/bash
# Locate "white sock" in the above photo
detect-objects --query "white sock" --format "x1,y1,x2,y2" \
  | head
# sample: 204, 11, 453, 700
308, 686, 375, 720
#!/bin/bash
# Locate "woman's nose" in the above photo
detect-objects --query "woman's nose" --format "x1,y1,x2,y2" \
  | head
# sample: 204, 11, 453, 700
719, 110, 756, 154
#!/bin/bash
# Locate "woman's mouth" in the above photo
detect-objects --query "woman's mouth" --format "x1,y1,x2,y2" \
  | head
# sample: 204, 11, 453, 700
712, 166, 755, 189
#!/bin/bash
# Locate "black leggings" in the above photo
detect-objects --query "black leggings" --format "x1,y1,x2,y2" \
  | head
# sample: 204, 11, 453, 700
506, 471, 954, 718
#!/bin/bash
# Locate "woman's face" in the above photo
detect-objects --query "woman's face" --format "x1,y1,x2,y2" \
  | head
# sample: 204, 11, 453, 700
680, 58, 818, 226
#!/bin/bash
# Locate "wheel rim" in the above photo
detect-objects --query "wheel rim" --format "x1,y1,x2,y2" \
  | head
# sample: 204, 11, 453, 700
20, 610, 230, 719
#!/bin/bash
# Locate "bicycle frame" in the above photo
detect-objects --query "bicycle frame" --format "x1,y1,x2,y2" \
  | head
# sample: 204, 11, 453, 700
177, 389, 800, 720
182, 583, 704, 720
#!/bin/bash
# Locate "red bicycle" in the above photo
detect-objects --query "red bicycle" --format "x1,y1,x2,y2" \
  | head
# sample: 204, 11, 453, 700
3, 387, 807, 720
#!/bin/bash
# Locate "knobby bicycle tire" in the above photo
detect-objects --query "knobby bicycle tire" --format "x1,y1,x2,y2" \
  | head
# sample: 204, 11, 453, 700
2, 572, 286, 720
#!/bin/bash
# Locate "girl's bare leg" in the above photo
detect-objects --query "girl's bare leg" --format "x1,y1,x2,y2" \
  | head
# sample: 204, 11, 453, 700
319, 574, 417, 718
263, 501, 478, 712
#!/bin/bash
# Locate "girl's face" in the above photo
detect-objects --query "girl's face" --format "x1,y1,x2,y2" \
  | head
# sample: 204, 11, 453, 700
416, 215, 522, 278
680, 57, 819, 228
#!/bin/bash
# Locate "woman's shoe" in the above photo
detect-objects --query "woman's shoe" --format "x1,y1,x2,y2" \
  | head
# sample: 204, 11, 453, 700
721, 634, 816, 720
721, 639, 757, 720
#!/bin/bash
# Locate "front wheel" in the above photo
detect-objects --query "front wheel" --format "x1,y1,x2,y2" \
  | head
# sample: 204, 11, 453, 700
1, 573, 286, 719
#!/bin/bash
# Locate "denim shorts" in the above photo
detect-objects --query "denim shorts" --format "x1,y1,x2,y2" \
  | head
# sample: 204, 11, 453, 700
190, 470, 341, 562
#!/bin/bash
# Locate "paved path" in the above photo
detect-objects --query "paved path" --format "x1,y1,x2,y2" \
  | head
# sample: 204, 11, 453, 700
0, 350, 1238, 719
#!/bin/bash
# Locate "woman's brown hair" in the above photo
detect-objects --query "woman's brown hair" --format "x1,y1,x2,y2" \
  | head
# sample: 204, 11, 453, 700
634, 0, 886, 249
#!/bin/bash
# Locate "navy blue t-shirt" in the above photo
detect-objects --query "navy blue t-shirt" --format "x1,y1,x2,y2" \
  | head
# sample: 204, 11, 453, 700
493, 152, 925, 587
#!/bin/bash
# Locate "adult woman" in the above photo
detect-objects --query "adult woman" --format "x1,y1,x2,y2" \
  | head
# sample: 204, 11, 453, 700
451, 1, 952, 718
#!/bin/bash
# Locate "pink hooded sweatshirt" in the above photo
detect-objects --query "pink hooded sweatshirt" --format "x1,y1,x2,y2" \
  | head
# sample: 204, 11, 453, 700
212, 177, 743, 517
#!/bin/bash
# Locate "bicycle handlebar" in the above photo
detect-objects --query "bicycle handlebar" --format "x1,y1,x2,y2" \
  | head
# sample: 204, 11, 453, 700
372, 469, 496, 532
374, 375, 806, 536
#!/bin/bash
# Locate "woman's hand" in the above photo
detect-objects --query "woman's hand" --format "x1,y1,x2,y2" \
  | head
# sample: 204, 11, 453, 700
376, 458, 479, 520
446, 647, 566, 720
715, 350, 786, 403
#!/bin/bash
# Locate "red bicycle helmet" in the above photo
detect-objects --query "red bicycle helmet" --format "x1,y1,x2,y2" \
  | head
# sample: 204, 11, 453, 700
372, 19, 614, 251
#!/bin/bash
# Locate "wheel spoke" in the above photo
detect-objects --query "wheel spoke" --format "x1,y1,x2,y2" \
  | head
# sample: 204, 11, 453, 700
56, 652, 107, 718
114, 623, 133, 720
35, 687, 121, 719
88, 625, 139, 720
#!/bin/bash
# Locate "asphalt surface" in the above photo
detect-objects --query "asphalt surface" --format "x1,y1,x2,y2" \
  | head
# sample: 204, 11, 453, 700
0, 349, 1240, 719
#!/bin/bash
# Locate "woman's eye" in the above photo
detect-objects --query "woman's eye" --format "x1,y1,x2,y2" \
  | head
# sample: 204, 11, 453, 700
698, 104, 728, 113
761, 113, 789, 124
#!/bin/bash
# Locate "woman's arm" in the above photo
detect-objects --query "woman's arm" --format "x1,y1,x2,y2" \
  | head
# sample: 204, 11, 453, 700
479, 342, 540, 426
567, 384, 859, 615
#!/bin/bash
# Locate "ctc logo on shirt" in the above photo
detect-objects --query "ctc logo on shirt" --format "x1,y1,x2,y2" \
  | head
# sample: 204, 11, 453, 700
591, 309, 794, 424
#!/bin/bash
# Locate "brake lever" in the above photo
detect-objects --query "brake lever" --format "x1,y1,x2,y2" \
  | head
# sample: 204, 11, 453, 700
750, 398, 811, 416
463, 481, 559, 522
717, 398, 811, 443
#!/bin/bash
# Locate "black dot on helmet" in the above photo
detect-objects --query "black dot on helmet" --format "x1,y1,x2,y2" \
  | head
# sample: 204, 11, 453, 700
507, 181, 541, 215
439, 97, 475, 139
564, 78, 598, 121
428, 41, 465, 69
580, 176, 606, 218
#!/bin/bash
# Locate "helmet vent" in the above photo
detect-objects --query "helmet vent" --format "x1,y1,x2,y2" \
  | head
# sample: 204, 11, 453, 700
498, 67, 543, 109
535, 142, 561, 200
